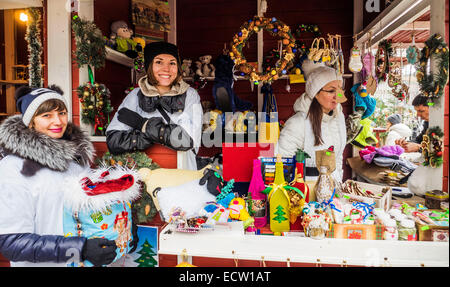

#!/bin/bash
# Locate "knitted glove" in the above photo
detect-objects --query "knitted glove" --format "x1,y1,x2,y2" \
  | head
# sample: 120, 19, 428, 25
82, 238, 117, 266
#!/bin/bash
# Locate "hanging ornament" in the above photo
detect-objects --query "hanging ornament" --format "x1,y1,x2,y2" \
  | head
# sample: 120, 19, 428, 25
421, 126, 444, 168
349, 35, 363, 73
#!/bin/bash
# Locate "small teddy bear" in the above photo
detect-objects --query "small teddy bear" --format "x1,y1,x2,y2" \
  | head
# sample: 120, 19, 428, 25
181, 59, 193, 77
198, 55, 215, 77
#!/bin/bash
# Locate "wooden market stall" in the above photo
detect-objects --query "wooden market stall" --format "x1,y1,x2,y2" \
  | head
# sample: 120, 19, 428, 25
0, 0, 448, 267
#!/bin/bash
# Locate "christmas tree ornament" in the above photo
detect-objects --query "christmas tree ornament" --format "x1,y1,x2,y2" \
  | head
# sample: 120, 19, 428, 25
406, 31, 420, 65
375, 39, 393, 82
421, 126, 444, 168
348, 35, 363, 73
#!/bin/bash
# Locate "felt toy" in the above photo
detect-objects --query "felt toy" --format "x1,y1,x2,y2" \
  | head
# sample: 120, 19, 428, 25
351, 118, 378, 148
63, 166, 140, 267
138, 165, 211, 212
181, 59, 193, 77
154, 179, 216, 221
351, 83, 376, 120
196, 55, 215, 77
348, 45, 363, 73
228, 197, 255, 229
262, 155, 304, 235
199, 165, 225, 196
110, 20, 142, 58
248, 159, 268, 227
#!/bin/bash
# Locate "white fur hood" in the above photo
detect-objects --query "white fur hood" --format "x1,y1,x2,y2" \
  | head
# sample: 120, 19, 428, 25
389, 123, 412, 138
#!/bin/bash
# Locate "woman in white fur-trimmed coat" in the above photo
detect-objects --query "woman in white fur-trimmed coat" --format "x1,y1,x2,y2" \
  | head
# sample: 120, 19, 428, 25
277, 59, 347, 183
0, 85, 119, 267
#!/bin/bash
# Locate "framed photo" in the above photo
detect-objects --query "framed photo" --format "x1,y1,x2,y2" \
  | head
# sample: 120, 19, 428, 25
132, 0, 170, 39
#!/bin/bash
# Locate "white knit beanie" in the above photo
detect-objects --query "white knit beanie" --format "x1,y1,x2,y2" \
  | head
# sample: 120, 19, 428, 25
302, 59, 343, 99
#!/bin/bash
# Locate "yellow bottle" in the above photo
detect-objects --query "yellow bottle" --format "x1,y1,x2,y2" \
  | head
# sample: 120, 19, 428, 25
268, 154, 290, 235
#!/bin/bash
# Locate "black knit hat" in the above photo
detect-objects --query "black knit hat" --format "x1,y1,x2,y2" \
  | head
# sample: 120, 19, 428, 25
144, 41, 180, 71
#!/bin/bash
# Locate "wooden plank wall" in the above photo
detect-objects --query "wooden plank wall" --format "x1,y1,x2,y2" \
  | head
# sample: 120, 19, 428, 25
176, 0, 354, 179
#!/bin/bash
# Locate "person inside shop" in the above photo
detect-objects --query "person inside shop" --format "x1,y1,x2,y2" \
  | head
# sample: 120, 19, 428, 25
106, 41, 202, 170
384, 113, 412, 146
277, 59, 347, 182
0, 86, 117, 267
395, 95, 429, 153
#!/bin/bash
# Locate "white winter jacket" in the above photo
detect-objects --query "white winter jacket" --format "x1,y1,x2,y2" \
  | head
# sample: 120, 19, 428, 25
385, 123, 412, 146
277, 93, 347, 182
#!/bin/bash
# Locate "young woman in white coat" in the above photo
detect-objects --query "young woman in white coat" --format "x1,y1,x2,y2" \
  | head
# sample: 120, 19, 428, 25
277, 59, 347, 183
0, 86, 117, 267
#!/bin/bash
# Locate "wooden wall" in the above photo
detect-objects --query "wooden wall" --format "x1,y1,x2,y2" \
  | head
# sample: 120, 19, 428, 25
176, 0, 354, 179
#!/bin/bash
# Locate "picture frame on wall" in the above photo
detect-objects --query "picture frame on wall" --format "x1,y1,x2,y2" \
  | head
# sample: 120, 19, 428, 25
132, 0, 170, 42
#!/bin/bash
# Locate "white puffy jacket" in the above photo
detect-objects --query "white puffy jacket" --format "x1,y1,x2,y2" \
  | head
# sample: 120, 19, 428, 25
277, 93, 347, 182
385, 123, 412, 146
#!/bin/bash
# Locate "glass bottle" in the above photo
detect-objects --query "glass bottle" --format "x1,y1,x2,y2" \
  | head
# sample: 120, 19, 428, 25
248, 159, 267, 228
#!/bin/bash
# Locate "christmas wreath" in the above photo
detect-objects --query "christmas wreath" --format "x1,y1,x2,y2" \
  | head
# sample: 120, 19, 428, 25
77, 82, 113, 136
375, 39, 393, 82
421, 126, 444, 168
416, 34, 449, 104
289, 24, 321, 74
229, 16, 296, 84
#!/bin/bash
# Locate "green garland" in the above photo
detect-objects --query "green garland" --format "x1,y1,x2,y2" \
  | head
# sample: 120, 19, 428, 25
95, 151, 160, 224
416, 34, 449, 104
421, 126, 444, 168
25, 8, 43, 88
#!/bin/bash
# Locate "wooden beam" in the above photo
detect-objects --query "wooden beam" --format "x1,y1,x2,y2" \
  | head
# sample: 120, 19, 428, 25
401, 20, 430, 30
3, 10, 16, 115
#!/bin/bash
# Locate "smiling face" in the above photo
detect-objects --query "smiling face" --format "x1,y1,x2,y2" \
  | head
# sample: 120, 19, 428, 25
151, 54, 179, 94
315, 80, 343, 114
31, 108, 68, 139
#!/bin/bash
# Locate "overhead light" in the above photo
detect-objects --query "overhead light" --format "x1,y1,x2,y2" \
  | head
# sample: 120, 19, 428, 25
19, 12, 28, 22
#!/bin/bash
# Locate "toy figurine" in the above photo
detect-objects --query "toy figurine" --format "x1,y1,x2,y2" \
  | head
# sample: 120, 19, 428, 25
110, 20, 143, 58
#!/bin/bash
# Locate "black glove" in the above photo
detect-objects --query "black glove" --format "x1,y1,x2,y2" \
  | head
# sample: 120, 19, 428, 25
118, 107, 148, 131
143, 118, 194, 151
82, 238, 117, 267
199, 169, 224, 196
128, 222, 139, 253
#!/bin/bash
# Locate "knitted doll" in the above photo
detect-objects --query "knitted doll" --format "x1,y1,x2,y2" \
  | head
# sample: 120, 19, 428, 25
110, 20, 142, 58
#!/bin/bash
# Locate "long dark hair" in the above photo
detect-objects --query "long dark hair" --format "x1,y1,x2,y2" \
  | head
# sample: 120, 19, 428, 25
307, 97, 324, 146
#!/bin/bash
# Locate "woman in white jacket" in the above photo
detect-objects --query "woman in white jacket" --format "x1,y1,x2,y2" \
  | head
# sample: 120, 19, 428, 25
384, 114, 412, 146
277, 59, 347, 183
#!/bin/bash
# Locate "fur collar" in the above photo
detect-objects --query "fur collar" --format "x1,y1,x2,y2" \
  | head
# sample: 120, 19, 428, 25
0, 115, 95, 173
138, 75, 190, 97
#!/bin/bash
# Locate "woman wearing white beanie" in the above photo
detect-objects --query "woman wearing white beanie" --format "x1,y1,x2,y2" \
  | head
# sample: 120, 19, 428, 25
277, 59, 347, 183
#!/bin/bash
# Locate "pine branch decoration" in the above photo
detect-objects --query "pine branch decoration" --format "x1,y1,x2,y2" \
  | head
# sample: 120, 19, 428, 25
25, 7, 43, 88
72, 15, 106, 69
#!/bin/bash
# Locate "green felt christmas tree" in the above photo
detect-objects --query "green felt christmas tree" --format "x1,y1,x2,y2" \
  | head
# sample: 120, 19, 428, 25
134, 239, 158, 267
273, 205, 288, 223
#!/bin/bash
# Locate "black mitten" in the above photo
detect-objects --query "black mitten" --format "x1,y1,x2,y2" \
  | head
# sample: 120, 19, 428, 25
128, 222, 139, 253
199, 169, 224, 196
118, 108, 148, 131
82, 238, 117, 266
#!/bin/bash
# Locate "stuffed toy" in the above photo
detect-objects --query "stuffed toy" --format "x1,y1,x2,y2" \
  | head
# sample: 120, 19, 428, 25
199, 163, 224, 196
138, 165, 211, 212
197, 55, 215, 77
228, 197, 254, 229
110, 20, 142, 58
63, 166, 140, 267
351, 83, 376, 120
181, 59, 193, 77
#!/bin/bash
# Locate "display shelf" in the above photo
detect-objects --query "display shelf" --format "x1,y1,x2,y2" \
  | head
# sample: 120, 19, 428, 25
105, 46, 134, 68
183, 74, 353, 82
159, 223, 449, 267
